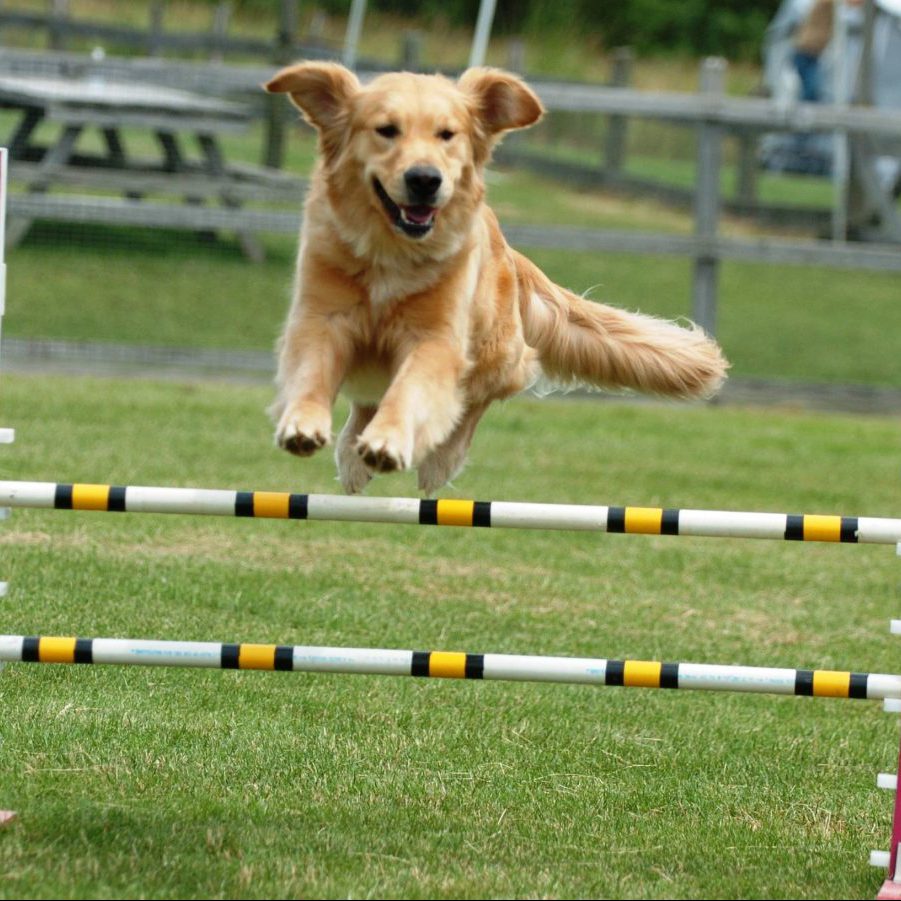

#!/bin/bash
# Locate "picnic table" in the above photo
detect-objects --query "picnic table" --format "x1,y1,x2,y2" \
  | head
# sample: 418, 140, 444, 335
0, 74, 303, 260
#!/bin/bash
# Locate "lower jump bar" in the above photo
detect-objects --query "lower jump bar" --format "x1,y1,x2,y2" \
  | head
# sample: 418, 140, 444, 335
2, 636, 899, 700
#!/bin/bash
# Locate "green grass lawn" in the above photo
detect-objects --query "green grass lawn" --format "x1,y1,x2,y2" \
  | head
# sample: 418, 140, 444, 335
1, 372, 900, 898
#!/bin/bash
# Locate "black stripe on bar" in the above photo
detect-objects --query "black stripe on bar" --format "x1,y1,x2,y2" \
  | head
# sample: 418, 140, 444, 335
785, 515, 805, 541
472, 502, 492, 528
607, 507, 626, 533
54, 484, 73, 509
274, 646, 294, 671
419, 500, 438, 525
234, 492, 254, 518
849, 672, 869, 699
660, 662, 679, 688
411, 651, 431, 676
841, 517, 859, 543
795, 669, 814, 696
21, 636, 39, 662
465, 654, 485, 679
108, 486, 127, 512
661, 509, 680, 536
605, 659, 625, 686
221, 644, 240, 669
288, 494, 308, 520
73, 638, 93, 664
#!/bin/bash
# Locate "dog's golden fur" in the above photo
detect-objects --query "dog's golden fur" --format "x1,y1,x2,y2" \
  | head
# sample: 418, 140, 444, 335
266, 62, 728, 494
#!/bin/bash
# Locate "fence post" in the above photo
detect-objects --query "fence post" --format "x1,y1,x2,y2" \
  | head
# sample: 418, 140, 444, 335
263, 0, 298, 170
603, 47, 632, 181
691, 57, 726, 337
507, 37, 525, 74
209, 2, 232, 63
146, 1, 164, 57
735, 129, 758, 208
48, 0, 69, 51
399, 30, 422, 71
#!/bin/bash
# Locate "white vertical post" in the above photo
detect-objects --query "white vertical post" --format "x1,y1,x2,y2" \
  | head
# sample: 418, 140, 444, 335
468, 0, 497, 69
832, 0, 850, 242
342, 0, 367, 70
0, 145, 9, 600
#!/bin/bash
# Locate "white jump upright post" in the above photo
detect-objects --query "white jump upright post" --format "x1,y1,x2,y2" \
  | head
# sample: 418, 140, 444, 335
0, 145, 17, 828
873, 573, 901, 899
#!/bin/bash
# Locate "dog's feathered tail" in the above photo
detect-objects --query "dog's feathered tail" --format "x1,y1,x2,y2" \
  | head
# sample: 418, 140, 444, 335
514, 251, 728, 398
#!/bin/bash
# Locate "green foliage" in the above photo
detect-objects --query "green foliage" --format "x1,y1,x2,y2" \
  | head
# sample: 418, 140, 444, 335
286, 0, 784, 59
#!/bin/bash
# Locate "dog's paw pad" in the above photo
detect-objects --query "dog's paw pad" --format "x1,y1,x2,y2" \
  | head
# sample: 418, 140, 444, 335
356, 438, 407, 473
277, 423, 329, 457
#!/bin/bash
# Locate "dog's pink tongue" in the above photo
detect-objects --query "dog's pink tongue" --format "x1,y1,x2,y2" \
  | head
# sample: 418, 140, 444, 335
403, 205, 435, 224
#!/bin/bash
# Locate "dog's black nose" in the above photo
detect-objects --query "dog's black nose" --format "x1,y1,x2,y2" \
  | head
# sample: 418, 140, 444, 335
404, 166, 442, 201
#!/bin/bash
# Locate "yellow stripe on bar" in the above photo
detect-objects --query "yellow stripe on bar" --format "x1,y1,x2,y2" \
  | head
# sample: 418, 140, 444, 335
71, 483, 111, 511
803, 515, 843, 543
237, 644, 277, 670
252, 492, 291, 519
39, 636, 77, 663
812, 670, 851, 698
436, 499, 475, 527
623, 660, 663, 688
429, 651, 468, 678
624, 507, 664, 535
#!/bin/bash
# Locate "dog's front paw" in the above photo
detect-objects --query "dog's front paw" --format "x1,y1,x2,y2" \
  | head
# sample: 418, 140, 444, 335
275, 409, 331, 457
356, 433, 410, 474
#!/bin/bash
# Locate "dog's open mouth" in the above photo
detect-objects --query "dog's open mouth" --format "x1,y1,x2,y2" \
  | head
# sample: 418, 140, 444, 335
373, 178, 436, 238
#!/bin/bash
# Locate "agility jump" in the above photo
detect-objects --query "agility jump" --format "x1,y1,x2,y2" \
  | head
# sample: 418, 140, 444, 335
2, 480, 900, 544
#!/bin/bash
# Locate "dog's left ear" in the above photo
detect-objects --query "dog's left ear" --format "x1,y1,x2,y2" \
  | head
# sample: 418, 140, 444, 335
458, 67, 544, 135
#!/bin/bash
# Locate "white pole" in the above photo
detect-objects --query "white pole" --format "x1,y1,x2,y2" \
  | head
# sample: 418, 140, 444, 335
832, 0, 851, 241
468, 0, 498, 68
342, 0, 367, 70
1, 634, 898, 700
1, 480, 900, 545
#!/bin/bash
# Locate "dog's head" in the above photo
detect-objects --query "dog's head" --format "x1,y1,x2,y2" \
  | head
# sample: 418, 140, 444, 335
265, 63, 543, 245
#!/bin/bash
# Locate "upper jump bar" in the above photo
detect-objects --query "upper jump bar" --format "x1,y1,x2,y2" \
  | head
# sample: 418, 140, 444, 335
1, 480, 899, 544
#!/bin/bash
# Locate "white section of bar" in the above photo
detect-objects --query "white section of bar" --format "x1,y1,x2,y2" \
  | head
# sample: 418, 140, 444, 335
91, 638, 222, 667
291, 646, 411, 676
0, 508, 10, 521
867, 674, 901, 699
890, 620, 901, 636
124, 486, 236, 516
306, 494, 420, 525
678, 663, 797, 694
0, 582, 7, 597
859, 517, 901, 545
885, 698, 901, 714
871, 850, 891, 869
0, 635, 22, 659
0, 429, 14, 444
878, 773, 898, 791
0, 481, 55, 507
489, 502, 608, 531
483, 653, 607, 683
678, 509, 787, 540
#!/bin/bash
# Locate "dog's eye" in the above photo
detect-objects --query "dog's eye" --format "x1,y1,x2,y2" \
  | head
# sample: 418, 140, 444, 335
437, 129, 455, 141
375, 124, 399, 139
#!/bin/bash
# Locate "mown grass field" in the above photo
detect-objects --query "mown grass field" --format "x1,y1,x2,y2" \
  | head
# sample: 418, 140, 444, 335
1, 373, 900, 899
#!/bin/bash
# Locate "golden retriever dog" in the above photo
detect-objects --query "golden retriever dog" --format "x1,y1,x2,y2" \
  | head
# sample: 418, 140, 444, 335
265, 62, 728, 494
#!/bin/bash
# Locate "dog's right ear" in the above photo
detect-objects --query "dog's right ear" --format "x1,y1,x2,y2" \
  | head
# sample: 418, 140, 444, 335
265, 62, 360, 132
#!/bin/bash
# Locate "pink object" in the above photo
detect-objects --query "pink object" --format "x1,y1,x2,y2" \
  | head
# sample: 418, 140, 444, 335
0, 810, 16, 826
878, 878, 901, 900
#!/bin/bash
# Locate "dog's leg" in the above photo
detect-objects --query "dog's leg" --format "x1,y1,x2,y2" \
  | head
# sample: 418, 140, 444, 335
417, 402, 489, 495
336, 403, 377, 493
273, 311, 354, 458
356, 339, 466, 474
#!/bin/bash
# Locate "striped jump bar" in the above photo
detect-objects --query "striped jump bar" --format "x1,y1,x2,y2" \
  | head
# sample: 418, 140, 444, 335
2, 636, 900, 700
0, 480, 899, 544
